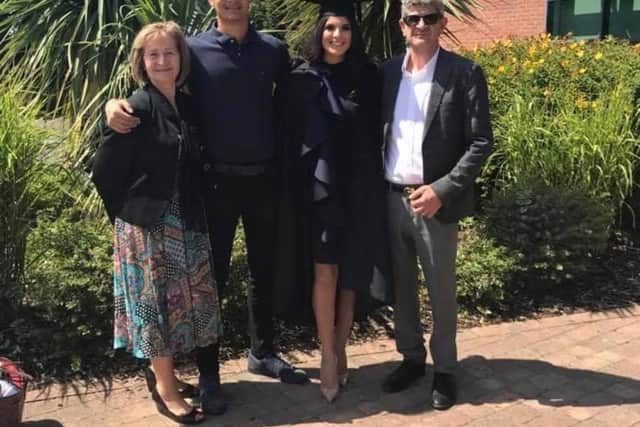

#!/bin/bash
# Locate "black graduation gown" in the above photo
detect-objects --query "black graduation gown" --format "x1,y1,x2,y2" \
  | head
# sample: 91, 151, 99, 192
274, 60, 393, 324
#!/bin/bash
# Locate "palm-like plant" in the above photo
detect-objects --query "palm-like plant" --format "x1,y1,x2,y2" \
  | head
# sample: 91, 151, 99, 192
277, 0, 481, 61
0, 0, 213, 165
0, 0, 479, 166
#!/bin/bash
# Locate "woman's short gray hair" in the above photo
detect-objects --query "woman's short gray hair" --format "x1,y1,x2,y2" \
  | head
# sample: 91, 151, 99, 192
401, 0, 445, 17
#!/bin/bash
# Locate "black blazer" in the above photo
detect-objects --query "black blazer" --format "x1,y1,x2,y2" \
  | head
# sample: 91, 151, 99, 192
381, 49, 493, 223
91, 84, 205, 229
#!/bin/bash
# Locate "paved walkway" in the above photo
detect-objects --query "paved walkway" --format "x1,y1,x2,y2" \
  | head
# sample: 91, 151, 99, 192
22, 305, 640, 427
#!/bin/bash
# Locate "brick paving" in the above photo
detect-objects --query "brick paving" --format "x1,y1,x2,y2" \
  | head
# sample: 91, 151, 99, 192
22, 304, 640, 427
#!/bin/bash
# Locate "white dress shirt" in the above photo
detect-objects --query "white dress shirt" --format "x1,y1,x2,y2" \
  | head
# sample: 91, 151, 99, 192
385, 48, 440, 185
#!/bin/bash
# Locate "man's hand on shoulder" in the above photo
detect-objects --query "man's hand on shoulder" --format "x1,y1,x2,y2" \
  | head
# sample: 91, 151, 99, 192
409, 185, 442, 218
105, 99, 140, 134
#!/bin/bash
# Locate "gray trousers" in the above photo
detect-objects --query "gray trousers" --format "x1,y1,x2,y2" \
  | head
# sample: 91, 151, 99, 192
387, 190, 459, 374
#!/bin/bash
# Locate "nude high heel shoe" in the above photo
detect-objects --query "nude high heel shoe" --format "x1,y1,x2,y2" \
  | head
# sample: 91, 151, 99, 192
319, 352, 339, 403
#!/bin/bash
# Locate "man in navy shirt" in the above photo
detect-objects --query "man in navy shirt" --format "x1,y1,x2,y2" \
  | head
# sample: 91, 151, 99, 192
106, 0, 308, 415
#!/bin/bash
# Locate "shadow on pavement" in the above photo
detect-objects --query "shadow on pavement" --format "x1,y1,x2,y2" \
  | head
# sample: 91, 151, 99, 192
20, 421, 65, 427
199, 355, 640, 426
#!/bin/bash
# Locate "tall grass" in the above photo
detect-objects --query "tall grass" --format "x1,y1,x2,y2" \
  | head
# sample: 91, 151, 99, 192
0, 79, 56, 328
491, 84, 639, 211
466, 36, 640, 221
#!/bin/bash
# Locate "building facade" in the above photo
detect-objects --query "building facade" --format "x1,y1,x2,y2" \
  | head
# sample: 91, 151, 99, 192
444, 0, 640, 49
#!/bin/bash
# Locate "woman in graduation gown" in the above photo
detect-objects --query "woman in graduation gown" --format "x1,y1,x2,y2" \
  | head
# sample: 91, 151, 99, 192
275, 0, 393, 403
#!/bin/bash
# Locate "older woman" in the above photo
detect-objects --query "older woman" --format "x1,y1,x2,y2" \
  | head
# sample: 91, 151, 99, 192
91, 21, 221, 424
277, 0, 392, 403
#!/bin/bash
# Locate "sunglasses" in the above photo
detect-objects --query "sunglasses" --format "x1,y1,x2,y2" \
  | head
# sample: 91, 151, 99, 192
402, 13, 442, 26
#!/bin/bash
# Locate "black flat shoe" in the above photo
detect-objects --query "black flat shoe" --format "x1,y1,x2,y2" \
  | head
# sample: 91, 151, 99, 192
431, 372, 457, 410
151, 387, 205, 424
144, 367, 200, 398
381, 360, 426, 393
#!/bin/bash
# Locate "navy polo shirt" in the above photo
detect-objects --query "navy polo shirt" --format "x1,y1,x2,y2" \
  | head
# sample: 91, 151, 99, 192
188, 25, 290, 164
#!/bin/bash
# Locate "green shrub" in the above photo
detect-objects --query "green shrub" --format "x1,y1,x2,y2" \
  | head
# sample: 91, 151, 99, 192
465, 37, 640, 218
0, 79, 56, 328
5, 205, 114, 375
465, 36, 640, 118
490, 86, 638, 210
456, 219, 518, 313
485, 180, 612, 289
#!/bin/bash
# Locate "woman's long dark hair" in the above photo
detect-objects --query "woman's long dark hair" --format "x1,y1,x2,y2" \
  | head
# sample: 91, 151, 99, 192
307, 14, 368, 68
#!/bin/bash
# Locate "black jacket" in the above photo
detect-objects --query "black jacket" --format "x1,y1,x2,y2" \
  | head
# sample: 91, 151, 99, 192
381, 49, 493, 223
91, 84, 206, 230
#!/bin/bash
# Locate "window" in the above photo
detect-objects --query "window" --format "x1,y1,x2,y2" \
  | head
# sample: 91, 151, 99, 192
547, 0, 640, 41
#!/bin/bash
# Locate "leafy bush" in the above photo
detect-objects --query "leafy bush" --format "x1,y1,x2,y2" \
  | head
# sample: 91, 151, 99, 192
466, 36, 640, 217
1, 203, 114, 376
456, 219, 518, 313
0, 79, 57, 329
465, 35, 640, 118
485, 180, 612, 289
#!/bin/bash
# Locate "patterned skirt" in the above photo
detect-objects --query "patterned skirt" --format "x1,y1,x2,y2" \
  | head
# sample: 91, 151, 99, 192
112, 195, 222, 359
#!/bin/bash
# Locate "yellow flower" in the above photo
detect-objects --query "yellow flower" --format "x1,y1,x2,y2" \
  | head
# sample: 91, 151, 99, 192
543, 88, 551, 97
579, 68, 586, 74
528, 68, 535, 74
591, 101, 599, 109
576, 50, 584, 58
528, 46, 537, 56
575, 97, 588, 109
570, 42, 578, 50
538, 58, 545, 65
594, 52, 603, 60
497, 65, 506, 73
561, 46, 567, 52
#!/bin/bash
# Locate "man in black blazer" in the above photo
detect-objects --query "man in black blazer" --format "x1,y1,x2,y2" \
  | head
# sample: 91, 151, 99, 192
379, 0, 493, 410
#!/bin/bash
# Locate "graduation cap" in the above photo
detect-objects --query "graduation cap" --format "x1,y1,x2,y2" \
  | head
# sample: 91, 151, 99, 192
305, 0, 372, 23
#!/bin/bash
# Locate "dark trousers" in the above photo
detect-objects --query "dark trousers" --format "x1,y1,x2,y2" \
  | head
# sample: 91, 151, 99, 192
196, 169, 278, 390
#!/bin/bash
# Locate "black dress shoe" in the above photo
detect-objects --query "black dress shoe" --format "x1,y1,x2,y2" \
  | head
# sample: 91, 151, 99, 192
381, 360, 426, 393
431, 372, 457, 410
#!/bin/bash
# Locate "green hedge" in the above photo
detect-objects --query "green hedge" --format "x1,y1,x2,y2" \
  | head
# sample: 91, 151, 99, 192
467, 36, 640, 213
456, 219, 518, 313
485, 180, 612, 289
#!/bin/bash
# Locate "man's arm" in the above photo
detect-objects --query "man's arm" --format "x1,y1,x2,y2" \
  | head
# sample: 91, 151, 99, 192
105, 98, 141, 134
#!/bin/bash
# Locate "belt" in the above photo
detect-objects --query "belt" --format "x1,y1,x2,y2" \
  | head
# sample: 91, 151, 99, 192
210, 161, 273, 176
387, 182, 421, 197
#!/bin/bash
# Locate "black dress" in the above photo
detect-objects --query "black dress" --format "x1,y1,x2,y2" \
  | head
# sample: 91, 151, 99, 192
274, 59, 393, 323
